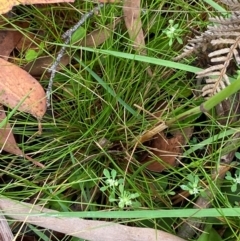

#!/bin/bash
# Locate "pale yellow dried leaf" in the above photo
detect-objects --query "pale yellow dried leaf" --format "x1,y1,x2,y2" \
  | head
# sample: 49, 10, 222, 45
0, 197, 187, 241
77, 17, 122, 47
123, 0, 145, 51
123, 0, 153, 76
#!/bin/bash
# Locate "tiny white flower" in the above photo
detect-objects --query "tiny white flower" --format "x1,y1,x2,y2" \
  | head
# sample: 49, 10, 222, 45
189, 187, 199, 195
106, 178, 118, 187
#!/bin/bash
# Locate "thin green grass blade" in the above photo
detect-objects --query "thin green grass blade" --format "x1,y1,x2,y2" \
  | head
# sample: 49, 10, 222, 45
8, 208, 240, 219
0, 92, 36, 128
75, 57, 138, 116
183, 128, 238, 156
62, 45, 201, 73
203, 0, 228, 15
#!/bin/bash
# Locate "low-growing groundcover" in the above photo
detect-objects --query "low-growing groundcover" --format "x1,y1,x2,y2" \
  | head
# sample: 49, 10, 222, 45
0, 0, 240, 240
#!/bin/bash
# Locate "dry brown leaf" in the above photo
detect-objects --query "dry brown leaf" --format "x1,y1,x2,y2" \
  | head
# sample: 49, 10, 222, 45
141, 128, 193, 172
0, 30, 22, 60
0, 105, 44, 168
0, 106, 23, 156
24, 54, 70, 76
78, 17, 122, 47
142, 132, 183, 172
0, 58, 46, 119
171, 190, 191, 205
123, 0, 153, 76
137, 102, 193, 172
16, 32, 42, 52
123, 0, 145, 50
0, 0, 75, 14
0, 21, 34, 59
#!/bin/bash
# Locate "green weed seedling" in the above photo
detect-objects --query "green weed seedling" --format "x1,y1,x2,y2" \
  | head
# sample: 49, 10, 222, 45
225, 169, 240, 192
100, 169, 140, 209
114, 184, 140, 209
180, 174, 205, 197
235, 151, 240, 160
25, 42, 45, 62
100, 169, 123, 192
163, 20, 183, 46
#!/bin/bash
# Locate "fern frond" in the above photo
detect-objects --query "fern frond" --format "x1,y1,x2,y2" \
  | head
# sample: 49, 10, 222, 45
197, 36, 240, 97
207, 24, 240, 32
209, 14, 240, 24
173, 35, 211, 61
175, 0, 240, 98
173, 45, 196, 61
211, 39, 236, 44
208, 45, 240, 63
205, 31, 240, 37
220, 0, 240, 11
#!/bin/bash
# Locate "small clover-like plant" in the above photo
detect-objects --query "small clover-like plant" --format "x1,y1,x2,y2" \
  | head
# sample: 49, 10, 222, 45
163, 20, 183, 46
100, 169, 123, 200
225, 169, 240, 192
112, 184, 140, 209
180, 174, 205, 196
100, 169, 140, 209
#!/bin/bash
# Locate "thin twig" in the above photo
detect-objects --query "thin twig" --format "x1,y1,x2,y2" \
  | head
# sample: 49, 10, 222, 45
47, 3, 105, 107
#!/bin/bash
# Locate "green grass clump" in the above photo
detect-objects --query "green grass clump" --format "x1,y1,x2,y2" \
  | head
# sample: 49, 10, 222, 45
1, 0, 240, 240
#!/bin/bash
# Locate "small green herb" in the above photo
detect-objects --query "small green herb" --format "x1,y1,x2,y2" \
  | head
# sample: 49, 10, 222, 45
225, 170, 240, 192
180, 174, 205, 196
25, 42, 44, 62
100, 169, 140, 209
163, 20, 183, 46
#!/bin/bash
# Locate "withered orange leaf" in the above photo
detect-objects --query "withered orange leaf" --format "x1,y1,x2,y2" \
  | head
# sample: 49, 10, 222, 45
0, 58, 46, 119
141, 128, 193, 172
0, 105, 23, 157
142, 132, 183, 172
0, 0, 75, 14
0, 30, 22, 60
